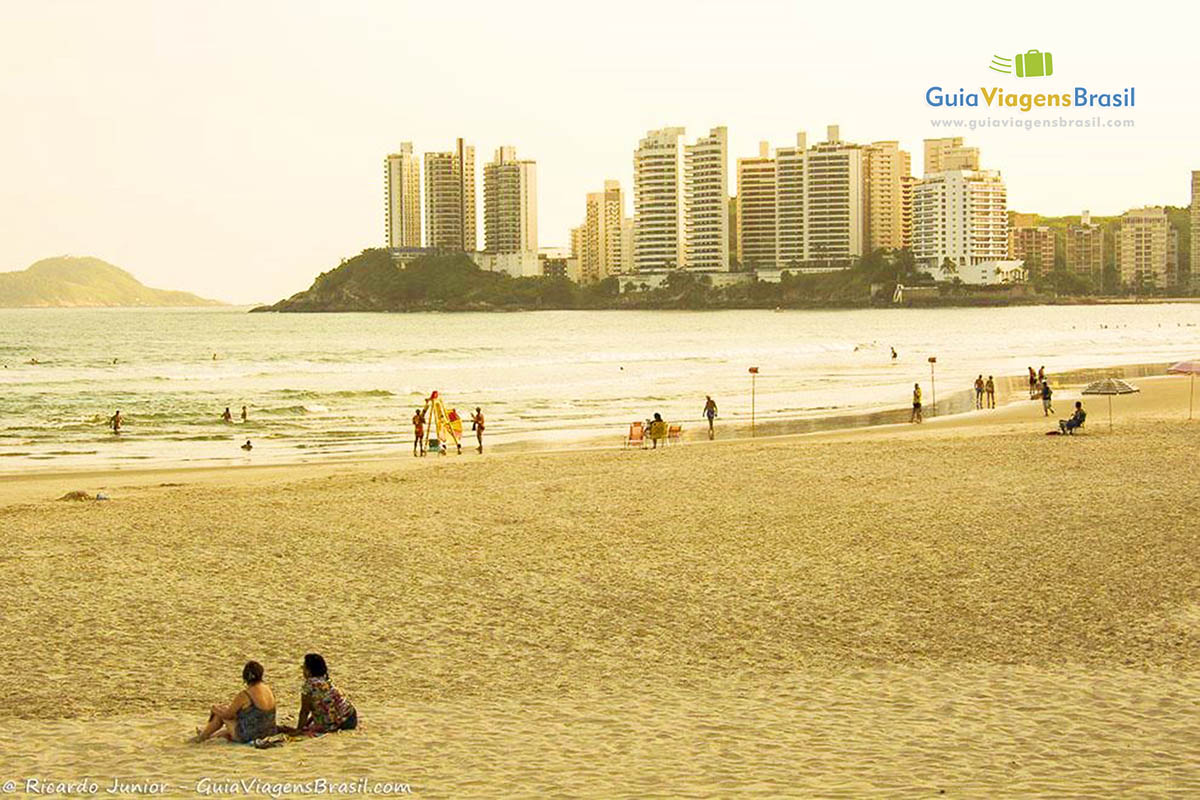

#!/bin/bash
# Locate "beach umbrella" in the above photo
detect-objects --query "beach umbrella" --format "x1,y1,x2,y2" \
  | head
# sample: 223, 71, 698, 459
1167, 360, 1200, 420
1081, 378, 1140, 431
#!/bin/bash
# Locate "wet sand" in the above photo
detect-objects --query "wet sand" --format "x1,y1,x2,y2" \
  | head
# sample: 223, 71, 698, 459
1, 376, 1198, 797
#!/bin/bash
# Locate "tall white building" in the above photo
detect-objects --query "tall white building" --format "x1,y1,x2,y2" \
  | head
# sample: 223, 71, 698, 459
483, 146, 537, 254
1117, 206, 1178, 289
805, 125, 865, 264
633, 127, 686, 271
774, 133, 807, 270
384, 142, 421, 248
424, 138, 476, 251
683, 126, 730, 271
912, 168, 1009, 280
737, 142, 777, 270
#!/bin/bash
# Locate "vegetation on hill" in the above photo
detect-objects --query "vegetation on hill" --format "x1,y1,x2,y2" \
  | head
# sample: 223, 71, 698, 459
0, 256, 223, 308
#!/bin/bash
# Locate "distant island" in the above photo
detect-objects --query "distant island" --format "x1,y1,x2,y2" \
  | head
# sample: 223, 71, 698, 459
253, 247, 1197, 314
0, 256, 224, 308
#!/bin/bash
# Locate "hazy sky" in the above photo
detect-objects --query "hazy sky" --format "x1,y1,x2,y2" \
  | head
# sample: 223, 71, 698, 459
1, 0, 1196, 303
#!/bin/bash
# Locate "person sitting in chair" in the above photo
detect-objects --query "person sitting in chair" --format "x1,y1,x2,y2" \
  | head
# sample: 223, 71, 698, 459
647, 413, 668, 449
1059, 401, 1086, 434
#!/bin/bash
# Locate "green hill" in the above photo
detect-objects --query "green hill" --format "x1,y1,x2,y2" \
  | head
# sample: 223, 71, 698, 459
0, 256, 223, 308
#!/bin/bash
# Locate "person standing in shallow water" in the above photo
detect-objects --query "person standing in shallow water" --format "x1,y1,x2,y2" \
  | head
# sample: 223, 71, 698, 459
221, 407, 232, 423
974, 375, 984, 409
471, 407, 485, 453
110, 409, 123, 433
412, 408, 425, 457
985, 375, 996, 409
702, 395, 718, 439
241, 405, 248, 422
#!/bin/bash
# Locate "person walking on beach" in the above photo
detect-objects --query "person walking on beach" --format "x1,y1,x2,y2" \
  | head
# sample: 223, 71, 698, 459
412, 409, 425, 457
1041, 379, 1054, 416
974, 375, 985, 409
910, 384, 923, 423
110, 409, 123, 433
1038, 365, 1046, 385
1028, 367, 1037, 398
221, 407, 233, 423
985, 376, 996, 409
702, 395, 718, 439
471, 407, 485, 454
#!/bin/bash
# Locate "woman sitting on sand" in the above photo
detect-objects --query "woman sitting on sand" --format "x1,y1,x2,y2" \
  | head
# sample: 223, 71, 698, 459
289, 653, 357, 734
193, 660, 276, 743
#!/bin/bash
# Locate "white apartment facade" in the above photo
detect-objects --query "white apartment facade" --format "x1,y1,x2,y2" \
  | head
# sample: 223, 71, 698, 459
805, 126, 865, 264
774, 133, 807, 270
912, 169, 1009, 282
683, 126, 730, 271
384, 142, 421, 249
424, 138, 477, 251
633, 127, 686, 271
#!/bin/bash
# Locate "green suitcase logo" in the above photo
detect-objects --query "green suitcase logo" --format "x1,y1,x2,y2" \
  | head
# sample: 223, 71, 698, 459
988, 50, 1054, 78
1015, 49, 1053, 78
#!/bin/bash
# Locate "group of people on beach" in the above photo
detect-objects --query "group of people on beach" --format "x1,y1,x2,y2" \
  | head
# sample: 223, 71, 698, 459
412, 404, 485, 456
973, 375, 997, 409
193, 653, 357, 745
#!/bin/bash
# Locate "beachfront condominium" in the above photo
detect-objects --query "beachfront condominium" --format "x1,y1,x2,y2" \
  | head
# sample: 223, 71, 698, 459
737, 142, 777, 270
900, 174, 916, 250
1192, 171, 1200, 286
384, 143, 421, 248
424, 138, 477, 251
1009, 220, 1056, 277
805, 126, 865, 264
1116, 207, 1178, 289
923, 137, 980, 174
774, 133, 806, 270
633, 127, 686, 271
683, 126, 730, 271
863, 140, 913, 253
573, 180, 629, 283
1065, 211, 1104, 283
483, 146, 537, 254
912, 168, 1008, 276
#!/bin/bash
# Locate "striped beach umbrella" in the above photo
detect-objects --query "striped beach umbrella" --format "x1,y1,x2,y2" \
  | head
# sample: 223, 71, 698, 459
1081, 378, 1140, 431
1167, 360, 1200, 420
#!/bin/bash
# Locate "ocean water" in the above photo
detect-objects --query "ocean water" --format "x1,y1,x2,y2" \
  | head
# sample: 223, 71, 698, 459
1, 305, 1197, 473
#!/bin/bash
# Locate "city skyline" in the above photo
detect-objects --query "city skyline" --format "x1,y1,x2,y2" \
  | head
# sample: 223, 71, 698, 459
1, 1, 1196, 303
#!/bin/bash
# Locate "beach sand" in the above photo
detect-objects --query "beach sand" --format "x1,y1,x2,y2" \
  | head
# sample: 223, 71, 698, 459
1, 376, 1198, 797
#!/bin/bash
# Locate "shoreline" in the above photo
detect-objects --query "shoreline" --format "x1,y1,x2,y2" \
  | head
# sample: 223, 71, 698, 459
1, 363, 1187, 508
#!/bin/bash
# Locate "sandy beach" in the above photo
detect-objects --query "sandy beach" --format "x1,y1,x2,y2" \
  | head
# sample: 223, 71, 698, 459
2, 374, 1198, 797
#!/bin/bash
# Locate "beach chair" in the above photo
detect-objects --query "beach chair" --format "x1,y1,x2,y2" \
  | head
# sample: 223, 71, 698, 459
667, 424, 682, 445
625, 422, 645, 449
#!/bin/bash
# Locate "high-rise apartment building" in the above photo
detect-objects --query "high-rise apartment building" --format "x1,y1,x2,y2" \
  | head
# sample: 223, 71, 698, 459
683, 126, 730, 271
1117, 207, 1176, 289
774, 133, 806, 269
384, 142, 421, 248
1065, 210, 1104, 282
736, 142, 777, 270
1192, 171, 1200, 286
1010, 224, 1056, 276
863, 140, 912, 253
633, 127, 686, 271
913, 169, 1008, 275
900, 174, 916, 250
571, 180, 629, 284
424, 138, 476, 251
483, 146, 537, 254
923, 137, 980, 174
805, 126, 865, 264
